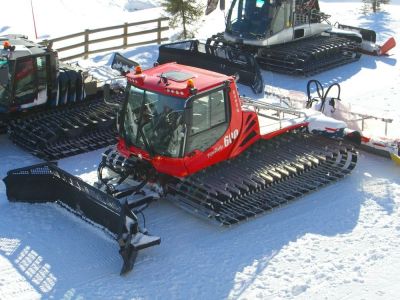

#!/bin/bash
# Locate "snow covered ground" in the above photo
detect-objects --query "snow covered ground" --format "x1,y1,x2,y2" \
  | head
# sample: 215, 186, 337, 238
1, 1, 400, 299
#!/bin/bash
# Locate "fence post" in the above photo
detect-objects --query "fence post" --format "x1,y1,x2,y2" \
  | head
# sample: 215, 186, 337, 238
84, 29, 89, 59
123, 22, 128, 48
157, 19, 162, 44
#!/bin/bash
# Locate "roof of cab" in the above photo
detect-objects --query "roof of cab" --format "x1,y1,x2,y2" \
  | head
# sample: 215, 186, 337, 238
0, 35, 49, 60
126, 62, 232, 96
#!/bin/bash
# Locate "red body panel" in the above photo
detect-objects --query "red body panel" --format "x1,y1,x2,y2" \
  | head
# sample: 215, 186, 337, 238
152, 155, 188, 178
117, 139, 188, 177
229, 110, 260, 158
118, 139, 151, 160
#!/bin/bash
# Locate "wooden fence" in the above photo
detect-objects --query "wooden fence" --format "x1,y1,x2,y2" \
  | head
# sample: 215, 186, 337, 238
44, 17, 169, 61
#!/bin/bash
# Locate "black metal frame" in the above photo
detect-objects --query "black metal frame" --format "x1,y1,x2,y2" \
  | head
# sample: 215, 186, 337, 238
158, 39, 264, 94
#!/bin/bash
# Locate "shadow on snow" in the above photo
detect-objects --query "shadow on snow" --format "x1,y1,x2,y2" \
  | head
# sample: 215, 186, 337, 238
0, 151, 398, 299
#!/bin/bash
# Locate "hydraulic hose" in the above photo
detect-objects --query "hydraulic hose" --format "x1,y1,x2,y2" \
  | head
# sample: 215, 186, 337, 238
306, 79, 341, 113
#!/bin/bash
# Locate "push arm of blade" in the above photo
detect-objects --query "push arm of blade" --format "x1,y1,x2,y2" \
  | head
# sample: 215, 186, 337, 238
118, 200, 160, 275
113, 180, 147, 199
128, 195, 155, 211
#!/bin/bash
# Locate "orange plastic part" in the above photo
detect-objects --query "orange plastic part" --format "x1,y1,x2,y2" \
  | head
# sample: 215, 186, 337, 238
379, 37, 396, 55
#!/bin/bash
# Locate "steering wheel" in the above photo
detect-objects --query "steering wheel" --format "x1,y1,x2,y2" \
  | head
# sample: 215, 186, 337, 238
165, 110, 182, 125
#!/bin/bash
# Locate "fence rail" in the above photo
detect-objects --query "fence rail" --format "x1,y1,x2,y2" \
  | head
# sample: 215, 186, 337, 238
45, 17, 169, 61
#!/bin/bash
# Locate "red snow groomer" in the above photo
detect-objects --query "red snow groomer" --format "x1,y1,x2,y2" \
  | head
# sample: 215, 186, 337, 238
4, 63, 358, 274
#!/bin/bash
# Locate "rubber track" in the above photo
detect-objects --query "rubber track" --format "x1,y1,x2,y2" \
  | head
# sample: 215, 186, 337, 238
7, 94, 123, 160
257, 35, 361, 76
167, 132, 357, 225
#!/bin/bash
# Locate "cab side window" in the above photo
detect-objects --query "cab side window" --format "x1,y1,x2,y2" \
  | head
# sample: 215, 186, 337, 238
14, 57, 36, 104
186, 89, 229, 153
36, 56, 47, 94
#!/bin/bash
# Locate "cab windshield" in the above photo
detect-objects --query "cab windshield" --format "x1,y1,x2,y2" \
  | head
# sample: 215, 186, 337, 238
121, 85, 185, 158
0, 59, 12, 107
227, 0, 274, 38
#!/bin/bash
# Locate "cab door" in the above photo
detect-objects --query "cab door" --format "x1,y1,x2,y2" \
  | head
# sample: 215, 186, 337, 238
13, 55, 48, 109
183, 86, 232, 175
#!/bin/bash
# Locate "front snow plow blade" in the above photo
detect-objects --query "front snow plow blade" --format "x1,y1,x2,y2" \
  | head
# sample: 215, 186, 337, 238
3, 163, 160, 275
167, 132, 358, 225
158, 39, 264, 94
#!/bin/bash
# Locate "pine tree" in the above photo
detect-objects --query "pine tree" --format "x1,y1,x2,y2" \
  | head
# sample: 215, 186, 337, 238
162, 0, 204, 39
